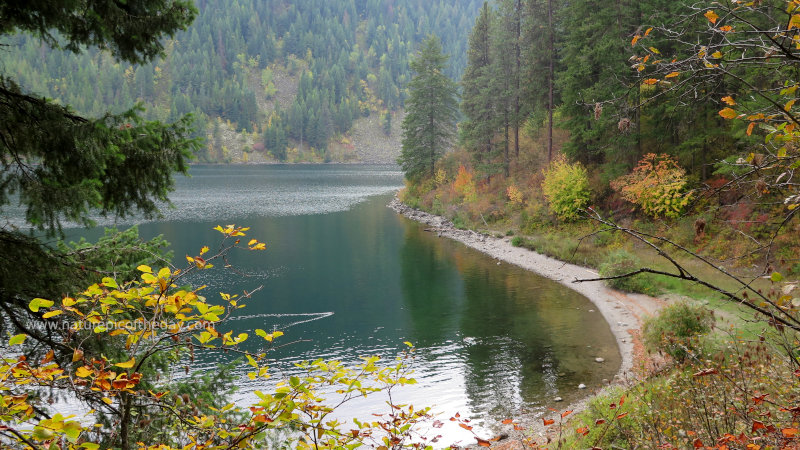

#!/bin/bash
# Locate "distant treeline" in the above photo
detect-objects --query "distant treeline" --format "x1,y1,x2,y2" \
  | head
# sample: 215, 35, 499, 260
4, 0, 481, 161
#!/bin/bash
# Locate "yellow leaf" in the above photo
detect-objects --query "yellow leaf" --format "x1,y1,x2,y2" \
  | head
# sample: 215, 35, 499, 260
9, 334, 27, 346
705, 10, 719, 24
722, 96, 736, 105
711, 51, 723, 59
75, 366, 93, 378
115, 357, 136, 369
186, 255, 194, 263
791, 14, 800, 30
248, 239, 258, 246
200, 246, 209, 255
101, 397, 113, 405
643, 78, 659, 85
719, 107, 738, 119
72, 349, 84, 362
645, 27, 653, 36
137, 265, 152, 274
785, 99, 796, 111
665, 72, 680, 78
29, 298, 54, 312
649, 46, 660, 54
43, 310, 63, 319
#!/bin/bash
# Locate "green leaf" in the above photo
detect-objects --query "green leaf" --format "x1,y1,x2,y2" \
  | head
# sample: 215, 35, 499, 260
29, 297, 54, 312
771, 272, 783, 282
9, 334, 27, 345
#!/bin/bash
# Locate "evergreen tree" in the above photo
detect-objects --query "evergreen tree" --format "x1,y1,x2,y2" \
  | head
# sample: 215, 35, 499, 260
460, 2, 500, 176
398, 35, 459, 180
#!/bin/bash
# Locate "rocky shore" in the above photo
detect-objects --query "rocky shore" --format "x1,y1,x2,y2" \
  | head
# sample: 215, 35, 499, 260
388, 197, 665, 444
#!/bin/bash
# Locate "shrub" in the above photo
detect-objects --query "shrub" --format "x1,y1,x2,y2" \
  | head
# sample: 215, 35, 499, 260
541, 158, 590, 221
506, 184, 525, 207
598, 249, 660, 295
453, 165, 477, 202
642, 301, 714, 361
610, 153, 692, 219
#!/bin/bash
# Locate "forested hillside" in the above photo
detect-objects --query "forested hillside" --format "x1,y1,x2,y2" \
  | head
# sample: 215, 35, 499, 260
397, 1, 800, 447
3, 0, 481, 162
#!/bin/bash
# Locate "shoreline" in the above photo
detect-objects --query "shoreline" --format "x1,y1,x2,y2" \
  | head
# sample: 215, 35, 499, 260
388, 197, 665, 442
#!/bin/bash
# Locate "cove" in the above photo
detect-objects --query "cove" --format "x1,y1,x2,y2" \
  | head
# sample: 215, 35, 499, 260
60, 164, 620, 444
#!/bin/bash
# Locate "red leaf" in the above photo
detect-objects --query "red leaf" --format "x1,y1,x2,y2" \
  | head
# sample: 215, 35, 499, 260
693, 438, 704, 448
609, 403, 617, 409
459, 423, 473, 431
543, 418, 555, 426
561, 410, 573, 419
752, 420, 766, 433
616, 413, 629, 420
595, 419, 606, 425
619, 395, 626, 406
576, 427, 590, 436
476, 438, 491, 447
752, 393, 768, 405
501, 419, 513, 425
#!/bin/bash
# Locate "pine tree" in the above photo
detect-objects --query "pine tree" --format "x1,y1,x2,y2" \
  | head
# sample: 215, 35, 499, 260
398, 35, 459, 180
460, 2, 500, 176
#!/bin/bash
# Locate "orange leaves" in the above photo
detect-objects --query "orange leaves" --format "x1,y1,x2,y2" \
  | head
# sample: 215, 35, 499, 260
747, 122, 756, 136
719, 25, 734, 32
576, 426, 590, 436
705, 10, 719, 24
561, 410, 573, 418
542, 418, 555, 426
631, 35, 641, 46
666, 72, 680, 79
783, 428, 799, 437
722, 96, 736, 106
719, 108, 738, 119
693, 368, 720, 377
752, 420, 767, 433
643, 78, 659, 85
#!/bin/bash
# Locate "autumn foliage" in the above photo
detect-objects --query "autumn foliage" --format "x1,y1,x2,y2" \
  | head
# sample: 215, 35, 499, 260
611, 153, 692, 219
541, 158, 590, 221
0, 226, 432, 449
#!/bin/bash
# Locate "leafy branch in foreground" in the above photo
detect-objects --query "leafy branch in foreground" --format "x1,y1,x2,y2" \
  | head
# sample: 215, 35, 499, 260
1, 225, 433, 450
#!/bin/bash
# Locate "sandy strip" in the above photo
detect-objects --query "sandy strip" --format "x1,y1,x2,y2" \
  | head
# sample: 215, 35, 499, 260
388, 198, 665, 443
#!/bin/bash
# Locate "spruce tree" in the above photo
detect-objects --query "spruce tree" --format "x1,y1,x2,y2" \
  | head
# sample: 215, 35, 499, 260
460, 2, 500, 176
398, 35, 459, 181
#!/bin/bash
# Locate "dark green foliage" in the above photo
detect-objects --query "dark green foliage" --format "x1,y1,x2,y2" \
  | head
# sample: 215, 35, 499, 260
399, 35, 459, 180
643, 301, 714, 361
0, 0, 197, 64
460, 2, 501, 176
3, 1, 484, 157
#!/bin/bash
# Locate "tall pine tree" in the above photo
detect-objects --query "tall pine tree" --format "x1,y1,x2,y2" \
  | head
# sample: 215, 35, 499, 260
399, 35, 459, 180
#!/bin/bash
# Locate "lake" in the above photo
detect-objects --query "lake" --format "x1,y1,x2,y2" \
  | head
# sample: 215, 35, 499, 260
59, 164, 620, 445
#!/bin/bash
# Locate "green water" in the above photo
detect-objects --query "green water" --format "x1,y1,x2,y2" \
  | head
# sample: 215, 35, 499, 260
60, 164, 620, 444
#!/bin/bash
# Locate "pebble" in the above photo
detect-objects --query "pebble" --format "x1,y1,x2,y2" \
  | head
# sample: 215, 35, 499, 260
578, 383, 587, 389
497, 262, 501, 265
595, 357, 605, 363
554, 396, 563, 402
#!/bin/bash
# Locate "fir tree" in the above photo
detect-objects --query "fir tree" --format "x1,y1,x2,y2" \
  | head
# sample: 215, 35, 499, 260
398, 35, 459, 180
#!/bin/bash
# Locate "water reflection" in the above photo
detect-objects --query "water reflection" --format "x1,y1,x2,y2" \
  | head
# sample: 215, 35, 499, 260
45, 165, 620, 443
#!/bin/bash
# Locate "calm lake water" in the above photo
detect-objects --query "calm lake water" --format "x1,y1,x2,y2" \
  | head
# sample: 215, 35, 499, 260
57, 164, 619, 445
